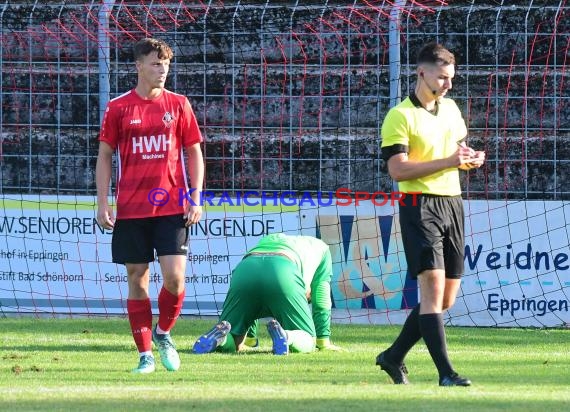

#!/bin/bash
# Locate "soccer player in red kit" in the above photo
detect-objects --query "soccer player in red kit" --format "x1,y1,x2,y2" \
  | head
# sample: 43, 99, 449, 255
96, 38, 204, 373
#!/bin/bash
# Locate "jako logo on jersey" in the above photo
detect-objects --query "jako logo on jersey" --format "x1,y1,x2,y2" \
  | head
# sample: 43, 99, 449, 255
132, 134, 172, 154
162, 112, 175, 128
130, 119, 142, 125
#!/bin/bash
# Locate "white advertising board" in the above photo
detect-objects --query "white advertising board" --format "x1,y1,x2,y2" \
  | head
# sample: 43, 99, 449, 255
0, 196, 568, 327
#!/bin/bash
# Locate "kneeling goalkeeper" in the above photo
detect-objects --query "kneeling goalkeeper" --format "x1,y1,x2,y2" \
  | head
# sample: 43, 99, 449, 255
192, 233, 342, 355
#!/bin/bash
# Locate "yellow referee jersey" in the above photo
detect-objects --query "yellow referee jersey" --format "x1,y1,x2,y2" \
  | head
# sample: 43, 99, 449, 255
381, 95, 467, 196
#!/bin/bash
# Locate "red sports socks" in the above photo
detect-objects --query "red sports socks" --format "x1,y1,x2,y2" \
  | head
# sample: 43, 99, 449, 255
157, 287, 185, 333
127, 298, 153, 353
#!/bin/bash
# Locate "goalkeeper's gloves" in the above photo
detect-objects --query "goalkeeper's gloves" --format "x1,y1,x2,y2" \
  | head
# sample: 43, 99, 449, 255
243, 336, 259, 348
316, 337, 345, 352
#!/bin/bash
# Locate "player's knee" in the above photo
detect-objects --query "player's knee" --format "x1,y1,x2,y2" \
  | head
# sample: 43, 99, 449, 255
442, 297, 456, 311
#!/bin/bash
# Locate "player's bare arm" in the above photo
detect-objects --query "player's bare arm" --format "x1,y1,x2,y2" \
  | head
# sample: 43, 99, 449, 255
95, 141, 115, 229
185, 142, 204, 226
388, 144, 484, 181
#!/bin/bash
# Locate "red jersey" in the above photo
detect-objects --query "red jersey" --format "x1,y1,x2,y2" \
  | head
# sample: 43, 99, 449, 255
99, 89, 203, 219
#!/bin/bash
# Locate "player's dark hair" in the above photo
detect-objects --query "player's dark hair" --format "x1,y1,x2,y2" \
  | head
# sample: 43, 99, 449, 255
133, 38, 174, 61
416, 42, 455, 66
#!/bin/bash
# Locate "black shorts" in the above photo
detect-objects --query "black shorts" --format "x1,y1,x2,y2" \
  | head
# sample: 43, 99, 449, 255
399, 194, 464, 279
111, 214, 189, 264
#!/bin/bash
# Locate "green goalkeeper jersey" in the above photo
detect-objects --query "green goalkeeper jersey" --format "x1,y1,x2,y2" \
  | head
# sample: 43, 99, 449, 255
247, 233, 333, 337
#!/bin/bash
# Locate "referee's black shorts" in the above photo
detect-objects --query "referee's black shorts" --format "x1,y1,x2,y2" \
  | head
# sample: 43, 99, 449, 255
399, 194, 464, 279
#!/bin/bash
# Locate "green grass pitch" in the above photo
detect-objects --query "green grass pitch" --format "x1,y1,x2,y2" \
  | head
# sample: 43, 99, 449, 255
1, 317, 569, 411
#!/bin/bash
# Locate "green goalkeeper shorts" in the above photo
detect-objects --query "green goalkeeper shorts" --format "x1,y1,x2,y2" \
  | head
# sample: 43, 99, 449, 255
219, 254, 316, 337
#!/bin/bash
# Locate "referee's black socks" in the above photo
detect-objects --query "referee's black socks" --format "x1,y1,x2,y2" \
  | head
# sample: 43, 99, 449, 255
387, 304, 421, 363
419, 313, 454, 379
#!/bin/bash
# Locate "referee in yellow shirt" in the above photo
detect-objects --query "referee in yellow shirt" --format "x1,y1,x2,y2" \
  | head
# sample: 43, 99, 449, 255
377, 42, 485, 386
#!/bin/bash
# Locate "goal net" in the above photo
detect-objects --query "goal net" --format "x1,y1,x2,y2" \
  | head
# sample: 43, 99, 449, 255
0, 0, 568, 327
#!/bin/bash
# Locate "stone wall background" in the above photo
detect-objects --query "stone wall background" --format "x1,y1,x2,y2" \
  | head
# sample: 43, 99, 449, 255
0, 0, 568, 199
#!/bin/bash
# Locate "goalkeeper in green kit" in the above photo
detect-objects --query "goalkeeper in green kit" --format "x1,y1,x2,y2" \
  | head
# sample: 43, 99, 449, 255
192, 233, 343, 355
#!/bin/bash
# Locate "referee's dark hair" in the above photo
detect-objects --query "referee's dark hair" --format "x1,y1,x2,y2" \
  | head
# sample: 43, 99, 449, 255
416, 42, 455, 66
